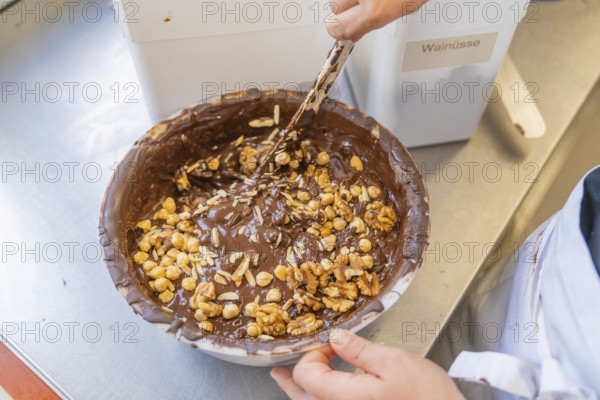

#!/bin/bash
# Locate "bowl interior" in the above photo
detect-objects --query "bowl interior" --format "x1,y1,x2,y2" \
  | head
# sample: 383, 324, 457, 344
99, 89, 430, 356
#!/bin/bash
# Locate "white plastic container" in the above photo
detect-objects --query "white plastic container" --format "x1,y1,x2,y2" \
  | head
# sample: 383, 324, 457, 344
347, 0, 531, 147
114, 0, 334, 122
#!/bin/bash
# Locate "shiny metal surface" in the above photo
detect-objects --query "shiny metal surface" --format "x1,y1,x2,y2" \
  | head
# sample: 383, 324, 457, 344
0, 0, 599, 399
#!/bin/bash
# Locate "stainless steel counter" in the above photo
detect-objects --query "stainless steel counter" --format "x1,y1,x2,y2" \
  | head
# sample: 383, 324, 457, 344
1, 0, 599, 399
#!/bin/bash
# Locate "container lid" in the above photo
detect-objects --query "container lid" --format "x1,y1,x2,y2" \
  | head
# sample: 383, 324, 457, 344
115, 0, 329, 43
383, 0, 532, 37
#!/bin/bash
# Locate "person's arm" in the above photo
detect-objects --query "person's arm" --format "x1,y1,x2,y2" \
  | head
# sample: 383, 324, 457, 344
271, 329, 464, 400
326, 0, 428, 41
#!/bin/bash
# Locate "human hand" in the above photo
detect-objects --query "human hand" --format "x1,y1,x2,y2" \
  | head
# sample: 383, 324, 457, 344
325, 0, 428, 42
271, 329, 464, 400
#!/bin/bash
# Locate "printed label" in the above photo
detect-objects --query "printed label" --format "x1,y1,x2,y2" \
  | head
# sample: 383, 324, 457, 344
402, 32, 498, 72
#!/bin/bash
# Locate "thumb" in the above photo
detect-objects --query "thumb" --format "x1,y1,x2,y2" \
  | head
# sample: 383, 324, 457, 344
330, 329, 394, 376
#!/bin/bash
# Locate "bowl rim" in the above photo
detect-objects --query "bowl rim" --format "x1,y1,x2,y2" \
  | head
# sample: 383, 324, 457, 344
99, 88, 430, 358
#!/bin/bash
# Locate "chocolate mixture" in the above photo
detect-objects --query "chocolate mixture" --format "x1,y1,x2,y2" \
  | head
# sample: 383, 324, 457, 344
100, 90, 429, 350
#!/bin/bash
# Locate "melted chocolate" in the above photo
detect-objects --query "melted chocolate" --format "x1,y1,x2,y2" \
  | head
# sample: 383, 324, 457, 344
100, 89, 429, 353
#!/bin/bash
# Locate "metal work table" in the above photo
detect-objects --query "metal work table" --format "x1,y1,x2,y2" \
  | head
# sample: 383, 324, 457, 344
1, 1, 599, 399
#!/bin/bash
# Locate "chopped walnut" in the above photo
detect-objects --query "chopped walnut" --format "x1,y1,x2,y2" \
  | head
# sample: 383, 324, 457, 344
306, 262, 325, 276
364, 201, 398, 232
239, 146, 258, 174
318, 273, 330, 288
347, 253, 366, 275
322, 297, 354, 313
246, 322, 262, 337
333, 193, 354, 222
293, 289, 323, 312
286, 266, 303, 291
356, 272, 381, 297
322, 282, 359, 300
255, 303, 290, 336
331, 253, 367, 282
300, 263, 319, 294
332, 254, 349, 283
287, 313, 324, 336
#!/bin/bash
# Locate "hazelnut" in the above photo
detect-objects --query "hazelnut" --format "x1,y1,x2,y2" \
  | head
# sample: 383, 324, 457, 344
333, 217, 347, 231
297, 191, 311, 202
166, 213, 180, 226
349, 217, 366, 234
266, 288, 282, 302
350, 155, 363, 171
324, 206, 336, 220
182, 277, 197, 291
139, 239, 151, 252
256, 272, 274, 287
159, 256, 174, 267
321, 193, 334, 206
350, 185, 362, 197
194, 309, 207, 322
158, 290, 174, 303
153, 277, 169, 292
187, 237, 200, 253
222, 304, 240, 319
359, 239, 372, 253
307, 227, 320, 237
307, 200, 320, 211
148, 266, 166, 279
361, 255, 374, 269
166, 248, 180, 259
245, 302, 260, 317
142, 260, 158, 273
367, 186, 381, 199
154, 208, 169, 220
274, 265, 287, 281
171, 232, 185, 250
136, 219, 152, 232
176, 252, 190, 266
162, 197, 176, 213
165, 265, 180, 280
133, 251, 149, 264
316, 152, 330, 165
